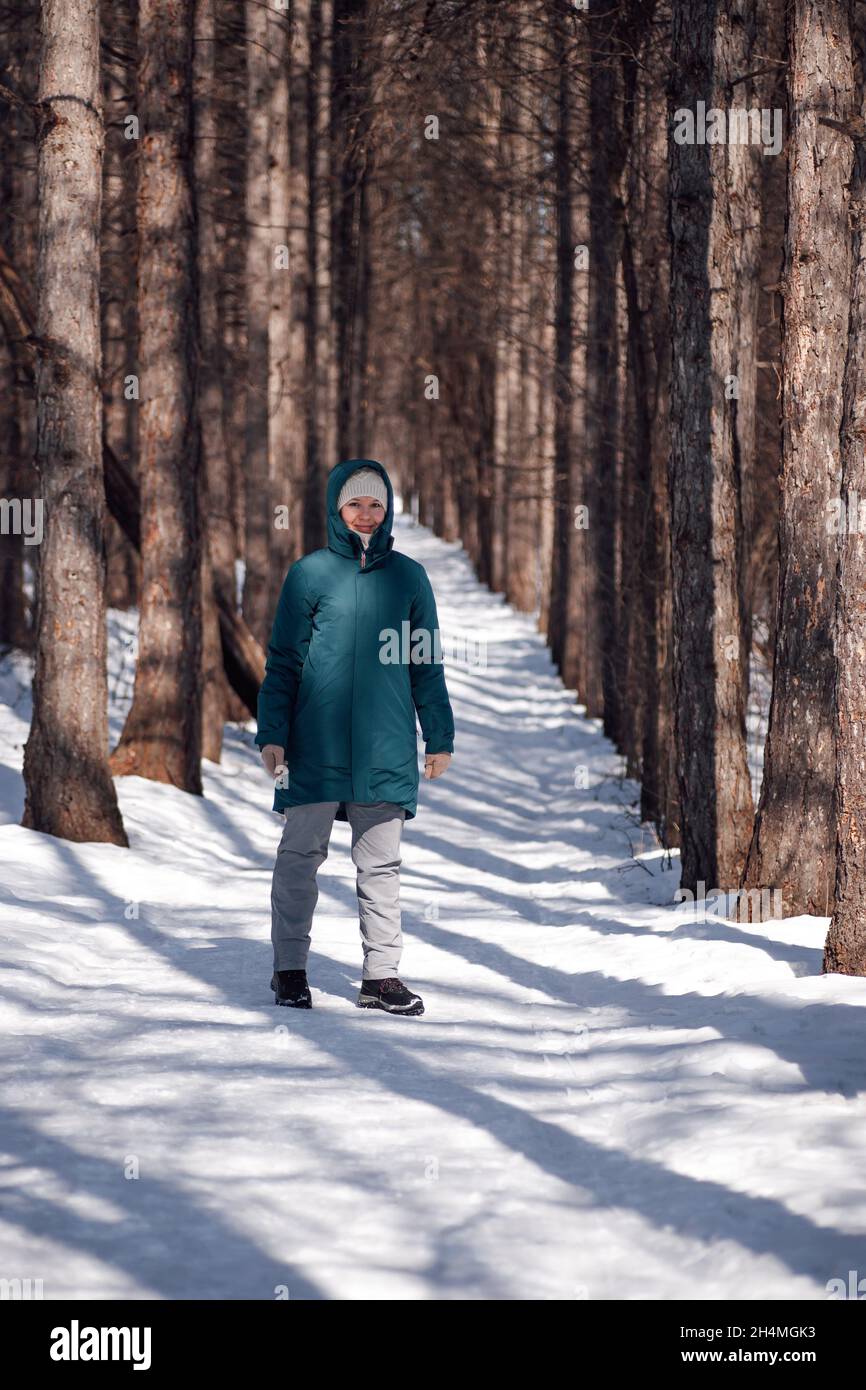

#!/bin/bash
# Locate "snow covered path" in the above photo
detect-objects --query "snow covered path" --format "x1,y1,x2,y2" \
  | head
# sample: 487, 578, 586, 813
1, 512, 866, 1301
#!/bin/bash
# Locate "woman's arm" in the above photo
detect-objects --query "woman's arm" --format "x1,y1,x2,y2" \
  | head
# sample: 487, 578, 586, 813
409, 567, 455, 757
255, 561, 315, 754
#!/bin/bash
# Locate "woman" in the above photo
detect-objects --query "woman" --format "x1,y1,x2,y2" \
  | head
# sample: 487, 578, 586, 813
256, 458, 455, 1016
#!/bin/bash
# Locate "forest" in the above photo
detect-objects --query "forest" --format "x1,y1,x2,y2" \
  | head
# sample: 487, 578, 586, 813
1, 0, 865, 979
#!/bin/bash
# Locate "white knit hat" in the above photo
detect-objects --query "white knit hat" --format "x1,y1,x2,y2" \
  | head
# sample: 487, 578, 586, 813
336, 466, 388, 513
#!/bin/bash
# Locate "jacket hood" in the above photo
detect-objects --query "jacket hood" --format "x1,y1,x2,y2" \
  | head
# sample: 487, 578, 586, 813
327, 458, 395, 566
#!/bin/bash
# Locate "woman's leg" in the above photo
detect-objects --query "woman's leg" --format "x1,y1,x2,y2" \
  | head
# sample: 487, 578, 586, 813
271, 801, 340, 971
346, 801, 407, 980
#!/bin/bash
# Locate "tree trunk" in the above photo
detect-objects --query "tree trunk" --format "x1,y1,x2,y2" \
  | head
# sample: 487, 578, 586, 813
503, 4, 539, 615
100, 0, 138, 612
0, 56, 28, 648
0, 1, 38, 650
288, 0, 312, 560
331, 0, 372, 460
825, 14, 866, 973
486, 14, 508, 599
743, 0, 853, 915
199, 507, 224, 765
268, 0, 294, 611
473, 12, 500, 593
616, 4, 650, 778
750, 0, 786, 664
110, 0, 203, 793
619, 0, 679, 843
668, 0, 757, 894
241, 0, 273, 645
215, 0, 247, 611
22, 0, 127, 844
308, 0, 336, 548
194, 0, 231, 761
549, 0, 575, 677
584, 1, 625, 733
0, 322, 28, 646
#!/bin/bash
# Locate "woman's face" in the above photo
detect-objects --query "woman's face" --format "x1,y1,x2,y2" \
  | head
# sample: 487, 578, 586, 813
340, 496, 385, 536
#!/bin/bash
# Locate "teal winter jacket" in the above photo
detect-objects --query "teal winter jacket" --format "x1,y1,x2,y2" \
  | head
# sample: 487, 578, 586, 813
255, 458, 455, 821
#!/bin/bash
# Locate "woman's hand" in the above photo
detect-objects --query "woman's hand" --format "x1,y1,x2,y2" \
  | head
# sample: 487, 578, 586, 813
261, 744, 287, 779
424, 752, 451, 780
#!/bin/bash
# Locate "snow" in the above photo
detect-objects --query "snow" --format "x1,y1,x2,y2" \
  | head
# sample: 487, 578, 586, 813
1, 511, 865, 1301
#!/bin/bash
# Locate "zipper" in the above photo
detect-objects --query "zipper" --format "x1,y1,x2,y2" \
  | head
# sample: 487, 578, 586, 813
352, 536, 364, 801
351, 530, 367, 569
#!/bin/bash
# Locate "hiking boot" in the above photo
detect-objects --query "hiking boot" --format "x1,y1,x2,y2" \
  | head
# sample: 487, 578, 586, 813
357, 976, 424, 1016
271, 969, 312, 1008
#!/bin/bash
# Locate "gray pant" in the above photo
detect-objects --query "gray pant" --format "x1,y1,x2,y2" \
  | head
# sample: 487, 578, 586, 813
271, 800, 407, 979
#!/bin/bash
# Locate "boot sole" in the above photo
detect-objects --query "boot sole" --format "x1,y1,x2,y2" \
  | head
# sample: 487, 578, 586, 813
356, 994, 424, 1016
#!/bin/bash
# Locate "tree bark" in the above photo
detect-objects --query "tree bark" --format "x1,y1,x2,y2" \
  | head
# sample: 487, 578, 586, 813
194, 0, 232, 761
215, 0, 247, 611
100, 0, 139, 612
825, 11, 866, 973
331, 0, 372, 459
0, 2, 38, 650
668, 0, 757, 894
268, 0, 294, 610
502, 2, 539, 615
743, 0, 853, 915
110, 0, 203, 793
549, 0, 576, 678
584, 1, 625, 733
0, 22, 31, 649
617, 0, 680, 843
288, 0, 312, 559
617, 0, 654, 778
750, 0, 786, 661
241, 0, 273, 644
309, 0, 336, 548
22, 0, 127, 843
